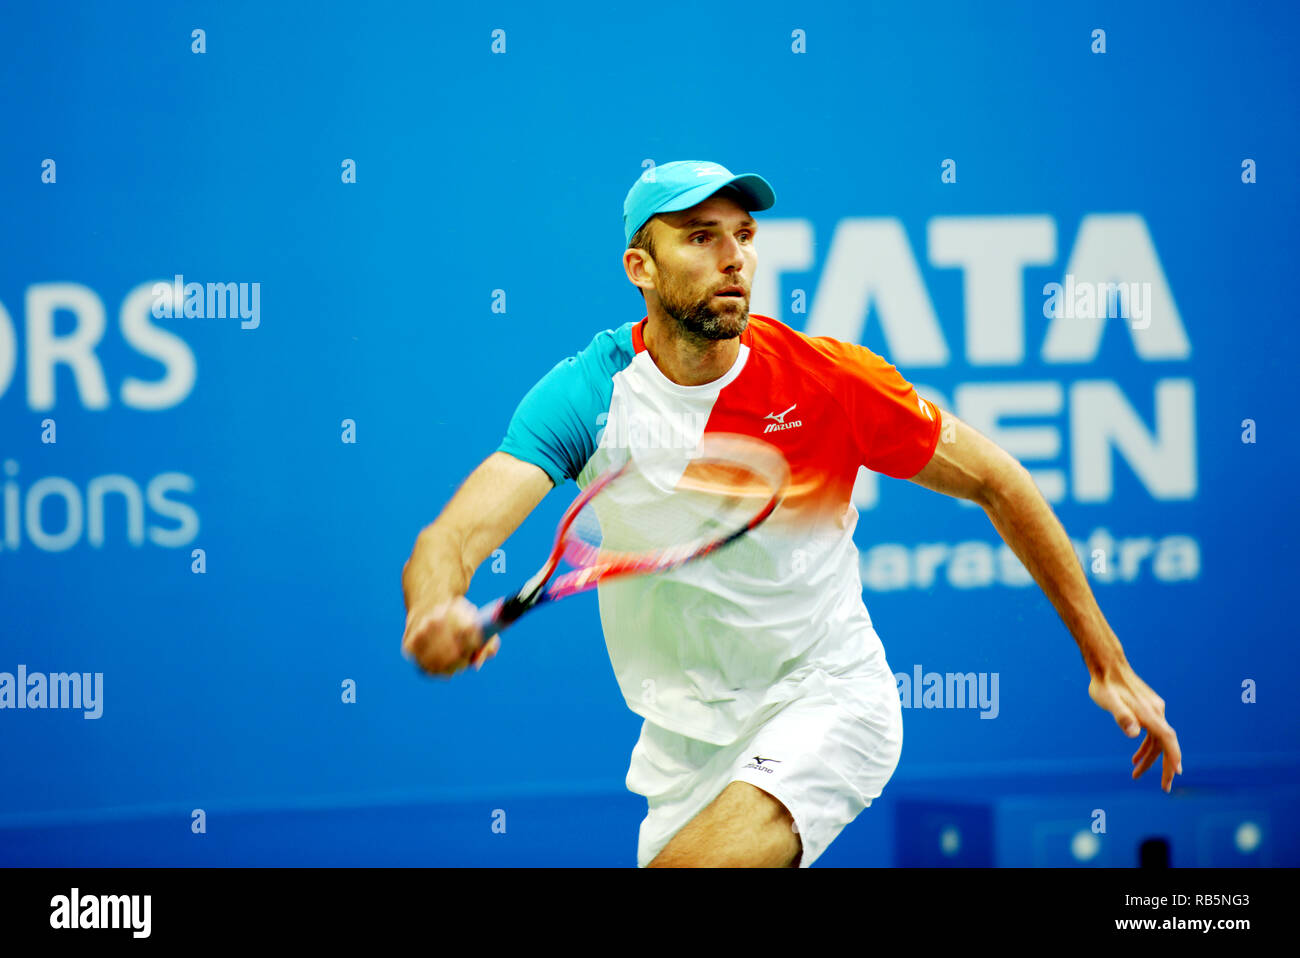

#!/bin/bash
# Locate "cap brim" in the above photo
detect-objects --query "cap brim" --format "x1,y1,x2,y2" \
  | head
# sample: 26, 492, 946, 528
655, 172, 776, 216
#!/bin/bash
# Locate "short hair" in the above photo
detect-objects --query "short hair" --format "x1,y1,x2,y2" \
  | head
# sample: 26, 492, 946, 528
628, 217, 658, 262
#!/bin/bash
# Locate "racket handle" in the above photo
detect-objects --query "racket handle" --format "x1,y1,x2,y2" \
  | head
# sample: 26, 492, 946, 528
476, 597, 506, 641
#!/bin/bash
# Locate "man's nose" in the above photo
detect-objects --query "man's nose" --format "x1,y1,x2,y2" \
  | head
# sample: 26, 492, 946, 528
718, 234, 746, 269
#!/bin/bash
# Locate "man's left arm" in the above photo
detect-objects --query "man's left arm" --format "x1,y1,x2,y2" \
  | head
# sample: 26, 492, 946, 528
907, 410, 1183, 792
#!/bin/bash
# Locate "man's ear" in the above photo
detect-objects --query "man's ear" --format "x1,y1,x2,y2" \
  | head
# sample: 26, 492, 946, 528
625, 248, 655, 292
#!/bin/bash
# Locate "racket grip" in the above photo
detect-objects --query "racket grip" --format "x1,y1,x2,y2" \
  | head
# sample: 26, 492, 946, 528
476, 597, 506, 641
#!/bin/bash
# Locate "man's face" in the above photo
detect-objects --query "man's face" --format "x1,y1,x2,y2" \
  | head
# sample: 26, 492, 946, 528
645, 193, 757, 341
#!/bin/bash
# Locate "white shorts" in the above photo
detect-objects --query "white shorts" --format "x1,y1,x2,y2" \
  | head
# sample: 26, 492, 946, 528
625, 658, 903, 867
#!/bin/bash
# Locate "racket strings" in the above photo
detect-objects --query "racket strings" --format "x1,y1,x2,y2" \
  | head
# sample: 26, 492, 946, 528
563, 449, 784, 573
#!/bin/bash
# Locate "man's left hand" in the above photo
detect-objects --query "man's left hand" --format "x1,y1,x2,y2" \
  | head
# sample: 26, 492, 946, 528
1088, 661, 1183, 793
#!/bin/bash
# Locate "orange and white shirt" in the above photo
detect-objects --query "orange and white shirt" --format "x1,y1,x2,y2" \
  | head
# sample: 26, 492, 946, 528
497, 313, 942, 745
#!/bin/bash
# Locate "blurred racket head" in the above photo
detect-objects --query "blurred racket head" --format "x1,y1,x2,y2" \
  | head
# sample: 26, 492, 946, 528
552, 432, 791, 592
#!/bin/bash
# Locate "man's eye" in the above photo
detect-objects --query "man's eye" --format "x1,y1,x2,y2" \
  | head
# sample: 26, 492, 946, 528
692, 232, 752, 243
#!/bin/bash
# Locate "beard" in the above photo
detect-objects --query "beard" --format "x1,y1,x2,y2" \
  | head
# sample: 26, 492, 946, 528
656, 272, 749, 342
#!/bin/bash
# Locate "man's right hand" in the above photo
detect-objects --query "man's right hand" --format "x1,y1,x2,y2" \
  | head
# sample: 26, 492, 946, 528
399, 453, 552, 679
402, 597, 501, 678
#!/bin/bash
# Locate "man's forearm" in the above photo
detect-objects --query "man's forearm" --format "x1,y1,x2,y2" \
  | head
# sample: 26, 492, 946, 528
402, 522, 475, 615
979, 464, 1127, 677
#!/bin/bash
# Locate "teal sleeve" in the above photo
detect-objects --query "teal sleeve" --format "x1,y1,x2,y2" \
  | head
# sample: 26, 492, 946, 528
496, 324, 636, 487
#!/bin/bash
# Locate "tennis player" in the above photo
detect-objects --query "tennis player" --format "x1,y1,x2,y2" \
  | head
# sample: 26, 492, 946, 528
401, 160, 1183, 867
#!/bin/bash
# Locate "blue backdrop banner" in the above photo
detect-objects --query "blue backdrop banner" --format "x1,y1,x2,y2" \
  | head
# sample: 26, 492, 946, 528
1, 0, 1296, 866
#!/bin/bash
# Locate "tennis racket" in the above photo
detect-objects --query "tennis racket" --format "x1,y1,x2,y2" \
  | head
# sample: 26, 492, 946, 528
473, 432, 791, 641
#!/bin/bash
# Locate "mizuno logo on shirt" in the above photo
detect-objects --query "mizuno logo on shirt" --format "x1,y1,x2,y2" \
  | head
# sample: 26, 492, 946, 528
763, 404, 802, 433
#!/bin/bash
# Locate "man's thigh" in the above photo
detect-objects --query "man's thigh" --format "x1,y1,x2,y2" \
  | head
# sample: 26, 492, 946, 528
633, 664, 903, 867
646, 781, 802, 868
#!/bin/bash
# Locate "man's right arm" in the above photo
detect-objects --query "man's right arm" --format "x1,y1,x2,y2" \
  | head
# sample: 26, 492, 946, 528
401, 451, 555, 677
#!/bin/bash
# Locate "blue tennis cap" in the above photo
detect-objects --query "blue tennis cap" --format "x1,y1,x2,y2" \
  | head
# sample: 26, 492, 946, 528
623, 160, 776, 247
